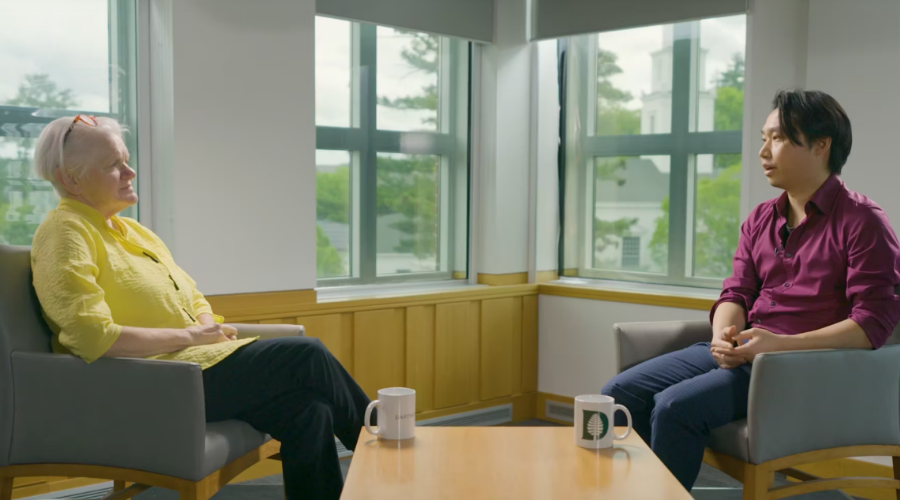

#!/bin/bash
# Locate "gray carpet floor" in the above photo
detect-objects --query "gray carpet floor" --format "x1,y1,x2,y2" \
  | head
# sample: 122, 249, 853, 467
36, 420, 866, 499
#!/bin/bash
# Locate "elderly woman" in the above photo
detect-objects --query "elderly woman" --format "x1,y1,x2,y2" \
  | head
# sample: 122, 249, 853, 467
29, 115, 369, 500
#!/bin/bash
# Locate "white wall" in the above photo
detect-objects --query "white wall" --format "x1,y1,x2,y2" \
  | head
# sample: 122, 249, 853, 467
538, 295, 709, 397
805, 0, 900, 231
477, 0, 533, 276
158, 0, 317, 295
741, 0, 810, 216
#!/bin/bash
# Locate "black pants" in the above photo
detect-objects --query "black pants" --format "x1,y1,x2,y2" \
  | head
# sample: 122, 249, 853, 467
202, 337, 371, 500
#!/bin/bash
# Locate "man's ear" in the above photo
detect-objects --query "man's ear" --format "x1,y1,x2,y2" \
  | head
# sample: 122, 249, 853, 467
54, 168, 82, 196
814, 137, 832, 160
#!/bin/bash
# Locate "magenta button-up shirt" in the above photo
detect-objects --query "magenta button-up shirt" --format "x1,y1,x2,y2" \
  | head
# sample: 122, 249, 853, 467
711, 175, 900, 348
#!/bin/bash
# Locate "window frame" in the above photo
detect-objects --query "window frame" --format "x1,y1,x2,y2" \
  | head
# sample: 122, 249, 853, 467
564, 20, 743, 289
316, 21, 471, 287
0, 0, 140, 245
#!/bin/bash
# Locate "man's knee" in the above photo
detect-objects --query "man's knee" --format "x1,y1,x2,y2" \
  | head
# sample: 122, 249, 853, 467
601, 375, 641, 409
651, 389, 694, 425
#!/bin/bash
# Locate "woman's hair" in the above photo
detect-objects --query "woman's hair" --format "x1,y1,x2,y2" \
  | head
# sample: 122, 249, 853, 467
33, 116, 128, 197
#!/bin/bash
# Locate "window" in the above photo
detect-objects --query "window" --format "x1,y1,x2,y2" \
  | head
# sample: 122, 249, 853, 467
621, 236, 640, 268
0, 0, 139, 245
562, 15, 745, 287
315, 17, 470, 285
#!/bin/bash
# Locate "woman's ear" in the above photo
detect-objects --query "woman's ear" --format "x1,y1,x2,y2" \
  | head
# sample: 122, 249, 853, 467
54, 168, 82, 196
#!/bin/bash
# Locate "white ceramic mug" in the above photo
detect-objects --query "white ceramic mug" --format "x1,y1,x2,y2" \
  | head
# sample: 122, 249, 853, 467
364, 387, 416, 440
574, 394, 632, 449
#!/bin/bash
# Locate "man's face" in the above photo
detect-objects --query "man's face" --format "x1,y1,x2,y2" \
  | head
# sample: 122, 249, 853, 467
759, 109, 830, 190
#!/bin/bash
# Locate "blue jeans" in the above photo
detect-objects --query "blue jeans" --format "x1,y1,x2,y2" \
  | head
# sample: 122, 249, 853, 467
601, 343, 751, 490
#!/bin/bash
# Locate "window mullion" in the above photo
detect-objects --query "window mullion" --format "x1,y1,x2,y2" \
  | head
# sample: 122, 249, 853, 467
666, 22, 694, 282
359, 24, 378, 283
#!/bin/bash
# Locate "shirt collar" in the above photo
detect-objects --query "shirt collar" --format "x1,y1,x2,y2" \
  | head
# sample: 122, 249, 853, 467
774, 174, 843, 217
57, 198, 127, 237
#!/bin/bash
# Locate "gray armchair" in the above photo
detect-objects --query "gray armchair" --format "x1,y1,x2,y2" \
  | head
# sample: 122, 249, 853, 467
614, 320, 900, 500
0, 245, 304, 500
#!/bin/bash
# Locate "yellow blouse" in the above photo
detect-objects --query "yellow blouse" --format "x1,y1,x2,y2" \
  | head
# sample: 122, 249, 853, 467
31, 198, 256, 368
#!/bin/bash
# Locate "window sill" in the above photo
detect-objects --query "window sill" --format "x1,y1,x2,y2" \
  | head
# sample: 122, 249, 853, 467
540, 277, 719, 311
316, 280, 485, 303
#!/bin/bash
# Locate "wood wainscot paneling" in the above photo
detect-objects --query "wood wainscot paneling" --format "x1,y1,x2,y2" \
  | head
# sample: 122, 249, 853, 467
354, 309, 406, 400
480, 297, 516, 400
434, 301, 480, 409
406, 306, 436, 413
301, 314, 354, 374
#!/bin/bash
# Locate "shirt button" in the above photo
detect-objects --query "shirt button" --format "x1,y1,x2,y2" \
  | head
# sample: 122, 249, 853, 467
756, 319, 761, 324
784, 282, 791, 288
786, 252, 793, 258
770, 301, 776, 306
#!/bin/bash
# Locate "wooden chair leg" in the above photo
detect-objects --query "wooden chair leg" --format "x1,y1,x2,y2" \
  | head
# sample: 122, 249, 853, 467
179, 484, 199, 500
743, 462, 770, 500
893, 456, 900, 500
0, 476, 12, 500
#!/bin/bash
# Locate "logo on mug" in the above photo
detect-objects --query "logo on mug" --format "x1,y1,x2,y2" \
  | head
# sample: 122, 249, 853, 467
395, 413, 415, 420
581, 410, 609, 440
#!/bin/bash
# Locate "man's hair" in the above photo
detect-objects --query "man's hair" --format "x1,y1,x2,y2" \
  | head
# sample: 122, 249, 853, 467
772, 89, 852, 174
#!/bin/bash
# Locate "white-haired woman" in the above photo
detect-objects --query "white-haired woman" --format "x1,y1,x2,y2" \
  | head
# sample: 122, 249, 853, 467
30, 115, 370, 500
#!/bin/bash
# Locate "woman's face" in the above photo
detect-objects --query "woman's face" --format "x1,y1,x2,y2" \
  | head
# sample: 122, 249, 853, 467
61, 131, 138, 217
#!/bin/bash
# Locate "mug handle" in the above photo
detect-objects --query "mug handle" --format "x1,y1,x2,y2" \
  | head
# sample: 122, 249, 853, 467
365, 400, 380, 436
613, 404, 632, 440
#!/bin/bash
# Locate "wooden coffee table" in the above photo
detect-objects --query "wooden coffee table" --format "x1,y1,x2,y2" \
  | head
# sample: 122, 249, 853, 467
341, 426, 693, 499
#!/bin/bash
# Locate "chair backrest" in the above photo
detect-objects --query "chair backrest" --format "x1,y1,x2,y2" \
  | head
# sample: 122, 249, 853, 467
0, 244, 53, 467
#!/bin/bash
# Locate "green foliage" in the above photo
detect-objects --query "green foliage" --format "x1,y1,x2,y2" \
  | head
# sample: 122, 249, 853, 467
714, 86, 743, 133
596, 49, 641, 136
366, 30, 441, 260
1, 73, 80, 245
647, 52, 746, 279
6, 73, 79, 110
592, 52, 641, 262
376, 155, 438, 259
649, 163, 742, 277
376, 30, 439, 128
316, 166, 350, 224
316, 225, 345, 277
717, 53, 744, 91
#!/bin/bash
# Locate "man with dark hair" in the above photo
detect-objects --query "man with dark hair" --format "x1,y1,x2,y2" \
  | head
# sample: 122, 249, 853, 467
601, 89, 900, 490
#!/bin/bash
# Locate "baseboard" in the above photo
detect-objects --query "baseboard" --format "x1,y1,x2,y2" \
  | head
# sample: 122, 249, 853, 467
536, 392, 575, 426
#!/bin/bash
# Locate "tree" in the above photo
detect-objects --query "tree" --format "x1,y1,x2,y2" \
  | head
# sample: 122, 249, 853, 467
372, 29, 441, 261
596, 49, 641, 136
649, 54, 745, 277
316, 225, 345, 277
376, 155, 438, 259
648, 164, 741, 277
377, 31, 438, 128
592, 51, 641, 266
317, 166, 350, 224
0, 74, 79, 245
717, 53, 744, 91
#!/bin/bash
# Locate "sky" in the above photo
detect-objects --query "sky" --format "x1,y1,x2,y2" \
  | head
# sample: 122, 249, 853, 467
597, 15, 747, 112
0, 0, 111, 112
0, 3, 745, 169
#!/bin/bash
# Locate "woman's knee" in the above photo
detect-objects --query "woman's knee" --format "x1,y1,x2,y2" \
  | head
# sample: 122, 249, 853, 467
262, 335, 332, 357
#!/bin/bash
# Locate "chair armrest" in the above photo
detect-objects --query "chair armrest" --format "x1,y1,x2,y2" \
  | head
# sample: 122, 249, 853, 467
747, 345, 900, 464
614, 320, 711, 372
233, 323, 305, 340
10, 352, 207, 479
